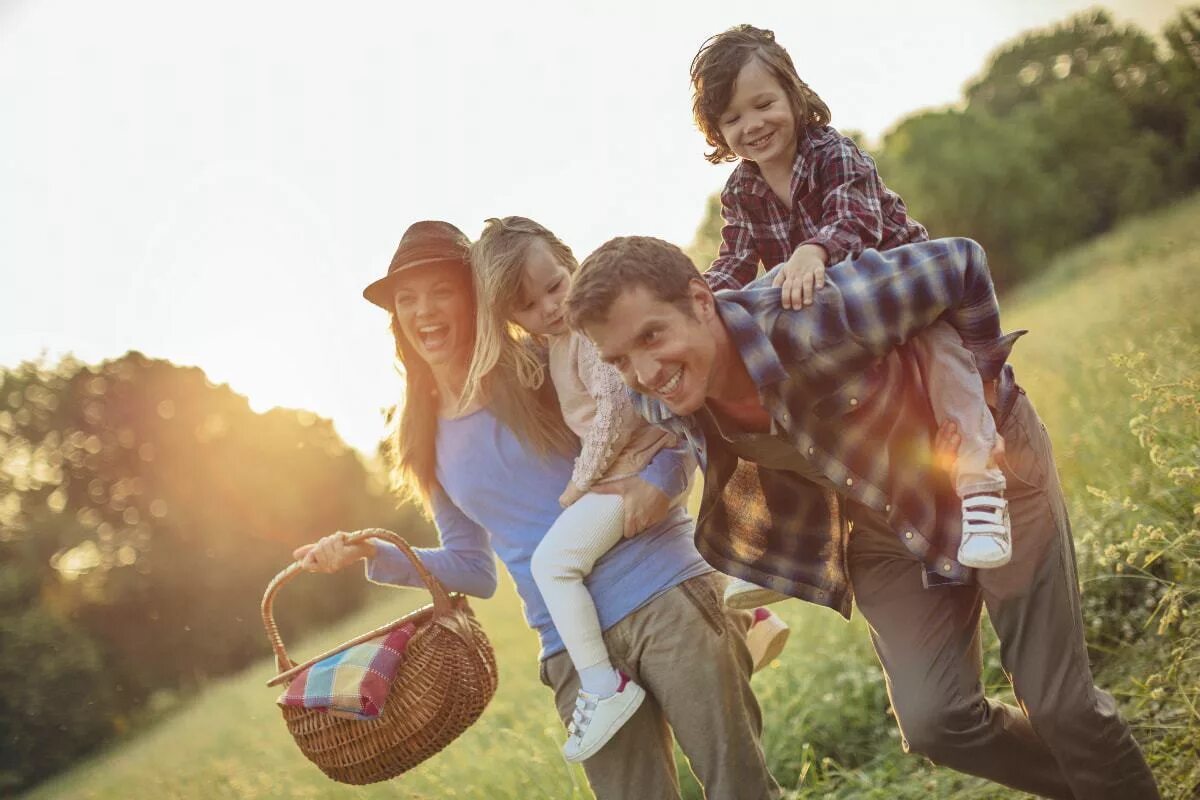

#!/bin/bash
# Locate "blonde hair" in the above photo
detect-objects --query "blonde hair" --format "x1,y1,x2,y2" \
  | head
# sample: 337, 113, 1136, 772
383, 234, 575, 516
462, 216, 579, 409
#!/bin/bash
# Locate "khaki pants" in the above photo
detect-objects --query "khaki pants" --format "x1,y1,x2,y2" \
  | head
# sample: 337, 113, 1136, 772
847, 391, 1160, 799
540, 572, 782, 800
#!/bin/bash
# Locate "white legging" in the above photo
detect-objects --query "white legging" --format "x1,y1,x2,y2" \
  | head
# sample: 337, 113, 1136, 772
530, 492, 625, 672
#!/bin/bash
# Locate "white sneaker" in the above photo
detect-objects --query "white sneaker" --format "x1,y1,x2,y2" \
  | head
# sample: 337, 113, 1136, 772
723, 577, 791, 610
745, 608, 790, 673
957, 493, 1012, 569
562, 674, 646, 762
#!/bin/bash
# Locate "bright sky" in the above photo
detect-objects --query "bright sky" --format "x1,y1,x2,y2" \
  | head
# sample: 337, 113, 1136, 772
0, 0, 1186, 455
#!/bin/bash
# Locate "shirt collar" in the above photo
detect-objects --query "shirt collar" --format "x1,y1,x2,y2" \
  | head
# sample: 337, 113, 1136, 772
714, 292, 788, 392
730, 125, 825, 199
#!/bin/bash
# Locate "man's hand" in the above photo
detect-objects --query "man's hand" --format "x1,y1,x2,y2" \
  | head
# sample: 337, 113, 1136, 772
932, 422, 1006, 475
293, 531, 376, 573
773, 243, 828, 309
590, 476, 671, 538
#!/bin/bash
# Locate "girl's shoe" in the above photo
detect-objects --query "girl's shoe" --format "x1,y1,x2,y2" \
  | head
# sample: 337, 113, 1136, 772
746, 608, 790, 672
723, 577, 791, 610
562, 673, 646, 762
957, 493, 1012, 569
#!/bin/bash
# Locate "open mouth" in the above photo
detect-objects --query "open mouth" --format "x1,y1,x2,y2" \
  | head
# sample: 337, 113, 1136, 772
747, 131, 774, 150
654, 367, 683, 399
417, 324, 450, 351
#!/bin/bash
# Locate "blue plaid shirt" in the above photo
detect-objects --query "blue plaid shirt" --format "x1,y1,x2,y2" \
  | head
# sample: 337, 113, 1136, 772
635, 238, 1024, 617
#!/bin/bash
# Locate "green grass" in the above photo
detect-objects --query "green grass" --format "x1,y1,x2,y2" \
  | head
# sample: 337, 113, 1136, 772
23, 195, 1200, 799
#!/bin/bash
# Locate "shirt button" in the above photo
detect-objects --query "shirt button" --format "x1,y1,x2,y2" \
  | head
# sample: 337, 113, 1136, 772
943, 562, 953, 572
849, 397, 858, 406
845, 478, 854, 487
808, 446, 815, 455
904, 531, 913, 540
885, 504, 892, 512
781, 412, 790, 421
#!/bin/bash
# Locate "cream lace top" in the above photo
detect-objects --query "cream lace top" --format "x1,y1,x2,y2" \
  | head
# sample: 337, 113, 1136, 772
548, 333, 675, 493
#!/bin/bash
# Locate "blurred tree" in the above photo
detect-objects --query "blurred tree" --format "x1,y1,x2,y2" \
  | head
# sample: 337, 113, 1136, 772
0, 352, 430, 790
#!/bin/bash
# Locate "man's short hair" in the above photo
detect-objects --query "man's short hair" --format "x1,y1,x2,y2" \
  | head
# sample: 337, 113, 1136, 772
566, 236, 703, 331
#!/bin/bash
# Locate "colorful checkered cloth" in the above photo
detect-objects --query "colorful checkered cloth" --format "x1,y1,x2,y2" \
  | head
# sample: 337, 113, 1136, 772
277, 622, 416, 720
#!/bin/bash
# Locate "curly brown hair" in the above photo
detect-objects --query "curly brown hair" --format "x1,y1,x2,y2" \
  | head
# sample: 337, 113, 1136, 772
690, 24, 831, 164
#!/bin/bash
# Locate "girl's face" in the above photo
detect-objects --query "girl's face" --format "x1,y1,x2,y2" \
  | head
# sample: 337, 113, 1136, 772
391, 263, 475, 372
717, 57, 798, 174
510, 240, 572, 337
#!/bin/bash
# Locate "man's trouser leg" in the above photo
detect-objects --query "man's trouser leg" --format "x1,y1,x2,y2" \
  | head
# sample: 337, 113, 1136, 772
847, 391, 1159, 798
541, 572, 781, 800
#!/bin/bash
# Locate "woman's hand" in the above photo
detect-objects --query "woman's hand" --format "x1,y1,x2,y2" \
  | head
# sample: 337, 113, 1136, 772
591, 476, 671, 538
293, 531, 377, 573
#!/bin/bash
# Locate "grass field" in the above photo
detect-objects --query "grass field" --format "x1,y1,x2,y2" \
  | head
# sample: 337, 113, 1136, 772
23, 195, 1200, 799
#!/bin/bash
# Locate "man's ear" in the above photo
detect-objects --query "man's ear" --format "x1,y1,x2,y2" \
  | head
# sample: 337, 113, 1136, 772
688, 277, 715, 320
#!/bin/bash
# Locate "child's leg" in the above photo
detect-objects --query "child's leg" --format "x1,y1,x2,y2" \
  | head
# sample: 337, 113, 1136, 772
530, 493, 627, 692
911, 321, 1011, 570
910, 321, 1005, 496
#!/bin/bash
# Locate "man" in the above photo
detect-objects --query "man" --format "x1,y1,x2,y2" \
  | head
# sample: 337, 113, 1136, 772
294, 220, 782, 800
566, 235, 1159, 799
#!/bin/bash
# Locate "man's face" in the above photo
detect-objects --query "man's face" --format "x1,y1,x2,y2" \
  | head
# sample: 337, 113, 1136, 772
584, 281, 718, 416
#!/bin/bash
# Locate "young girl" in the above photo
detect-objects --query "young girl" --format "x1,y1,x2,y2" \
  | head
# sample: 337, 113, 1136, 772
466, 216, 789, 762
690, 26, 1012, 603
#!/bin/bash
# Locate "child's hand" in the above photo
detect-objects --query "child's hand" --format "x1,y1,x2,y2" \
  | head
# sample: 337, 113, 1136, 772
559, 482, 587, 508
773, 244, 828, 310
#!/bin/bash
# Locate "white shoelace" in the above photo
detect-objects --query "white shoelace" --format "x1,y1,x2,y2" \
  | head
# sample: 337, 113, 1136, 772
962, 494, 1009, 542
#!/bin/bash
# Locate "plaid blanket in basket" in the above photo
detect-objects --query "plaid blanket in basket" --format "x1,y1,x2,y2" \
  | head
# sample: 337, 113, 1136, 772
277, 622, 416, 720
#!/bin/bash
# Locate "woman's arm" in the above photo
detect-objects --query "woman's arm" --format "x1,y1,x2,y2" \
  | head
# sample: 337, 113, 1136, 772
296, 489, 498, 599
367, 489, 498, 598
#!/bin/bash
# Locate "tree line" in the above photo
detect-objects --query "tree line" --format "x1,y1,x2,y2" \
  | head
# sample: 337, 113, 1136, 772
690, 8, 1200, 290
0, 352, 428, 792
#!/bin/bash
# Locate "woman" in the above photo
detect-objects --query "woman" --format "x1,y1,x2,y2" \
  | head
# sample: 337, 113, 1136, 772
295, 220, 781, 799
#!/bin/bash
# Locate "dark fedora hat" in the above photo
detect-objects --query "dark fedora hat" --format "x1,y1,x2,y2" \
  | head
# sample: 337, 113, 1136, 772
362, 220, 471, 310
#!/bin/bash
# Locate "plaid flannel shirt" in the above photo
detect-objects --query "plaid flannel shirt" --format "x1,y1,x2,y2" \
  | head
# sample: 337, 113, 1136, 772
706, 125, 929, 291
637, 238, 1025, 617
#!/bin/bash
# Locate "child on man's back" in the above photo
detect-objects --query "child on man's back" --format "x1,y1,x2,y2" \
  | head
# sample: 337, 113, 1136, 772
689, 25, 1012, 604
467, 216, 790, 763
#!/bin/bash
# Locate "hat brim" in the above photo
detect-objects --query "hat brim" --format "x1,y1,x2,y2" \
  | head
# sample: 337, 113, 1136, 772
362, 256, 468, 310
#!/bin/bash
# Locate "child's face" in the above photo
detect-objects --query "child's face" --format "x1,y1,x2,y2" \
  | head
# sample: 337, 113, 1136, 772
511, 240, 572, 337
717, 57, 797, 173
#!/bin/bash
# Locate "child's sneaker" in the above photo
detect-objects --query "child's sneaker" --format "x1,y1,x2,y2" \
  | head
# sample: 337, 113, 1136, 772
957, 493, 1012, 569
745, 608, 790, 673
723, 577, 791, 610
562, 672, 646, 762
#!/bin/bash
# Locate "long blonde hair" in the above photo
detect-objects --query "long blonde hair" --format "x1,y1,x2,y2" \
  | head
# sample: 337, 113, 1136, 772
386, 228, 576, 515
462, 216, 578, 409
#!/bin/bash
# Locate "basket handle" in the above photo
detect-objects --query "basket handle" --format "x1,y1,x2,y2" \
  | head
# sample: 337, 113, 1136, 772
260, 528, 453, 676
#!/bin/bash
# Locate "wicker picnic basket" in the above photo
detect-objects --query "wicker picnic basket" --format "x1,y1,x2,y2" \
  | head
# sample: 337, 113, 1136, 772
262, 529, 498, 785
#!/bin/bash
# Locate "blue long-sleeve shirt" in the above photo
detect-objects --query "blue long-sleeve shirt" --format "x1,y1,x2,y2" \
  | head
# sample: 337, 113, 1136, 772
366, 406, 710, 660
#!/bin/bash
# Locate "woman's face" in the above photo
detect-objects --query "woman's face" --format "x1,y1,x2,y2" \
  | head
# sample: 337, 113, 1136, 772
390, 263, 475, 372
